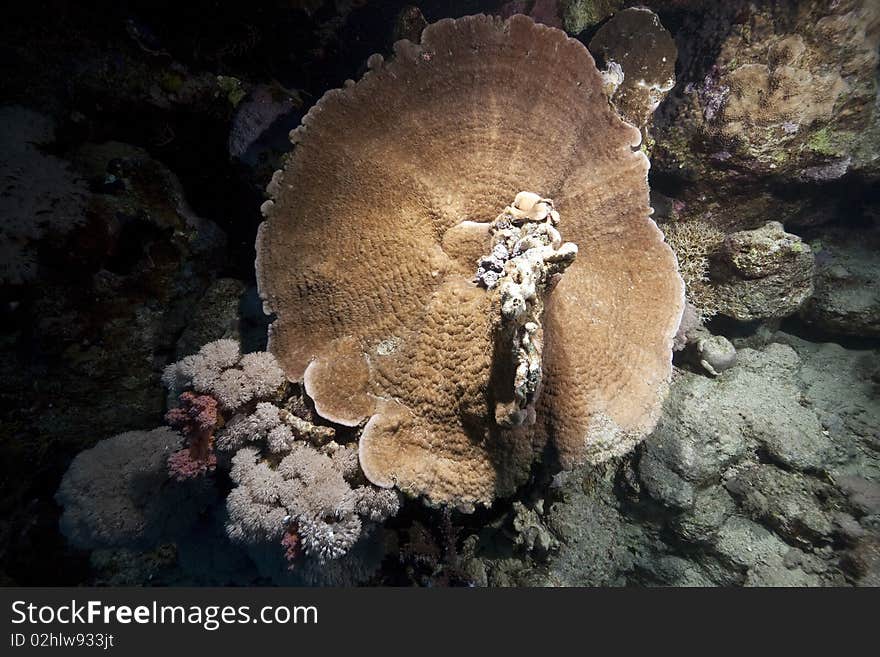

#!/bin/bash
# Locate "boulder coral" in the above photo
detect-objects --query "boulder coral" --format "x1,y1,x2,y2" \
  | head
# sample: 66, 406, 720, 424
588, 7, 677, 138
256, 15, 684, 508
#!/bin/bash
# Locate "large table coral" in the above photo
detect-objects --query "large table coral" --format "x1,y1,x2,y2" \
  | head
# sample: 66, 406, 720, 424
256, 14, 684, 508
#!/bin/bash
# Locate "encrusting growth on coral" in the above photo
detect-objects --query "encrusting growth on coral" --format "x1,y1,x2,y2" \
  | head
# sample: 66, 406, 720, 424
476, 192, 578, 427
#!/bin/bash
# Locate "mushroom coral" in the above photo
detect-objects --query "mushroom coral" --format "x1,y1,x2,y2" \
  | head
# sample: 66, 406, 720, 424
256, 14, 684, 508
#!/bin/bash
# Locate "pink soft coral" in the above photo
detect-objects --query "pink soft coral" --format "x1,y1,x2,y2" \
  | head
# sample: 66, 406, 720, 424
281, 527, 301, 569
165, 392, 219, 481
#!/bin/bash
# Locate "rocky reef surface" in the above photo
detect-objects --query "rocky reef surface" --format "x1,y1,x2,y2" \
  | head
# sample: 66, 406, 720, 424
0, 1, 878, 586
463, 333, 879, 586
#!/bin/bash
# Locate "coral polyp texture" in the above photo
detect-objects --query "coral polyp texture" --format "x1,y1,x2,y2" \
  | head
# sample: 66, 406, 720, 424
256, 15, 684, 508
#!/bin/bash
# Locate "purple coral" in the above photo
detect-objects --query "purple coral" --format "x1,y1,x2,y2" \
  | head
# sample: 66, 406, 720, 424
696, 65, 730, 122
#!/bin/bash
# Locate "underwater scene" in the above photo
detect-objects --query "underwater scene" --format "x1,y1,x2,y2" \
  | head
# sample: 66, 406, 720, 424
1, 0, 878, 588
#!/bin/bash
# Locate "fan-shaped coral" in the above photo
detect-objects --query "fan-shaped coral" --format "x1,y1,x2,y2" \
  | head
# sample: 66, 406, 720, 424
256, 14, 684, 508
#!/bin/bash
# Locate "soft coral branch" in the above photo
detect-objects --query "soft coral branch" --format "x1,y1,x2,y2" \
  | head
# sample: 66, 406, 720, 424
165, 391, 219, 481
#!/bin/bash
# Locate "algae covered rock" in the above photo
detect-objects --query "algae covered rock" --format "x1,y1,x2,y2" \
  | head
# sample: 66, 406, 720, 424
658, 0, 880, 181
711, 221, 815, 321
653, 0, 880, 229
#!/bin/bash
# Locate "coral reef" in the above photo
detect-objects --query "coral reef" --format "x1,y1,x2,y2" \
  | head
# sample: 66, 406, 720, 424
174, 278, 247, 358
228, 85, 303, 161
257, 14, 684, 508
393, 6, 428, 43
1, 126, 225, 584
5, 2, 879, 590
691, 333, 737, 377
162, 339, 394, 572
499, 0, 564, 29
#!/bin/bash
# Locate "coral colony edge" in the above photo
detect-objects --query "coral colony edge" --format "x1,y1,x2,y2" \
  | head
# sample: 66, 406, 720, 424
1, 1, 879, 587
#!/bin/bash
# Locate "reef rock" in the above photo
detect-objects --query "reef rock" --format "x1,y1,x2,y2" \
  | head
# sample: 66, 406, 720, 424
725, 465, 835, 546
710, 221, 815, 321
801, 228, 880, 338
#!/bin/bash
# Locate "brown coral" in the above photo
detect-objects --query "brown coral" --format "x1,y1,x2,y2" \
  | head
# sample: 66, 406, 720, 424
256, 15, 683, 507
660, 219, 725, 321
588, 7, 677, 133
